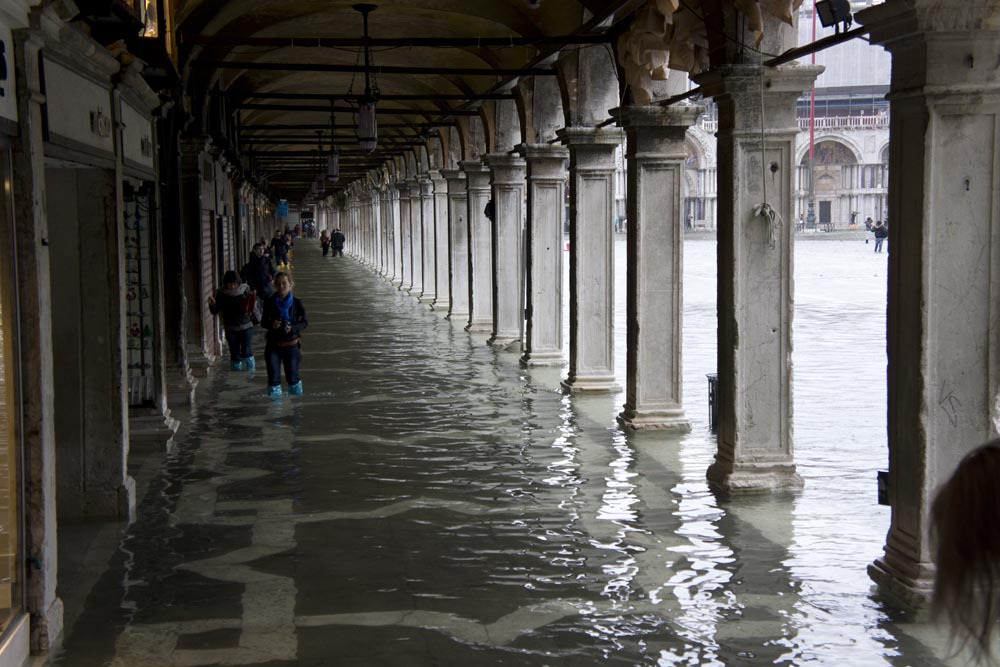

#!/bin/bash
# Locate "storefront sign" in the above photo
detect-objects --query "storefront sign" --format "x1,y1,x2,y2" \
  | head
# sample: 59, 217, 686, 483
44, 59, 114, 154
0, 23, 17, 124
121, 101, 154, 169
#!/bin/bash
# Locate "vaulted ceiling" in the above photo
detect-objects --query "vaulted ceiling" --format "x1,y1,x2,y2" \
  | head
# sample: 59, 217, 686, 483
173, 1, 647, 202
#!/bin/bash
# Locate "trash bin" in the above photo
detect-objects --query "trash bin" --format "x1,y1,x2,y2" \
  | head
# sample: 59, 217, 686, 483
706, 373, 718, 433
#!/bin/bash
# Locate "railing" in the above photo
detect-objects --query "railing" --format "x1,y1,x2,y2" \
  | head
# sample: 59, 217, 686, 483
697, 115, 889, 133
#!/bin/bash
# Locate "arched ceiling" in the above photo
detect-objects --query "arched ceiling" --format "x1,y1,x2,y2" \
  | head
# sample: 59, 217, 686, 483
174, 0, 646, 203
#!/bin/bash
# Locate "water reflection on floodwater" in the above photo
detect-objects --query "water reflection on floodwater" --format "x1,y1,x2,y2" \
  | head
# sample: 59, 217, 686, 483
52, 236, 969, 667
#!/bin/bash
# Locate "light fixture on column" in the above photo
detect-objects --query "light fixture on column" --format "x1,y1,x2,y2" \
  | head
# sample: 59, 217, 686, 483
814, 0, 852, 31
353, 3, 379, 154
328, 103, 340, 182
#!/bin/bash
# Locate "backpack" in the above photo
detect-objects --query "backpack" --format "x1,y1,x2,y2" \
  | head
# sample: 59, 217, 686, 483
244, 290, 262, 324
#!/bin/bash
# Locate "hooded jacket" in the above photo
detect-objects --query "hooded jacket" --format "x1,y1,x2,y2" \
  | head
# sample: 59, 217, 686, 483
210, 284, 253, 332
241, 253, 276, 296
261, 292, 308, 345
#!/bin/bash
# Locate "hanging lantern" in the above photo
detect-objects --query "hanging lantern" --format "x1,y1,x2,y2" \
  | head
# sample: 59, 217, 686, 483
354, 4, 379, 154
327, 151, 340, 182
358, 96, 377, 154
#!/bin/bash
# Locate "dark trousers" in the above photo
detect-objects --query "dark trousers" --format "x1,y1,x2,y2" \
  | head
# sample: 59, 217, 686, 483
322, 244, 330, 256
225, 328, 253, 361
334, 246, 344, 256
265, 343, 301, 386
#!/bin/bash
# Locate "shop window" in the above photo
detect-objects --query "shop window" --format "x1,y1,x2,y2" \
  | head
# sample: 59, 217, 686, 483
124, 182, 155, 407
0, 147, 21, 632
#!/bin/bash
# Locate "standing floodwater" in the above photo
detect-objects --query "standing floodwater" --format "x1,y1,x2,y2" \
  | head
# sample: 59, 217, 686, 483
51, 237, 966, 667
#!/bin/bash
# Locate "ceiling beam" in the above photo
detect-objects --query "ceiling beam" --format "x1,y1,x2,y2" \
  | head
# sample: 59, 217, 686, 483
193, 60, 558, 76
241, 123, 450, 130
238, 103, 480, 116
181, 34, 613, 48
231, 92, 514, 102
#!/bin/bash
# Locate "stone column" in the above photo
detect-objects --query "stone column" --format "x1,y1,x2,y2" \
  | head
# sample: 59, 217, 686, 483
430, 172, 450, 310
11, 27, 64, 651
695, 64, 821, 491
857, 0, 1000, 606
390, 184, 403, 285
418, 178, 436, 303
486, 154, 527, 349
381, 188, 395, 282
615, 105, 701, 431
407, 178, 424, 295
461, 161, 493, 332
558, 127, 623, 392
441, 169, 469, 319
397, 182, 412, 290
519, 145, 568, 366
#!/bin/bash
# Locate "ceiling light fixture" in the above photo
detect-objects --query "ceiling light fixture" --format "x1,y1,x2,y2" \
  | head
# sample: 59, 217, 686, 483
354, 3, 380, 154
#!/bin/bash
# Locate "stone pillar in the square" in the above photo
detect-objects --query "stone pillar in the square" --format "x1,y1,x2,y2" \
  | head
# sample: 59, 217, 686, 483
615, 105, 701, 431
558, 127, 623, 392
390, 182, 403, 286
442, 169, 469, 319
519, 144, 568, 366
381, 187, 395, 282
407, 178, 424, 295
462, 160, 493, 332
418, 177, 436, 303
397, 181, 412, 290
430, 172, 450, 310
856, 0, 1000, 606
695, 64, 821, 490
486, 154, 527, 349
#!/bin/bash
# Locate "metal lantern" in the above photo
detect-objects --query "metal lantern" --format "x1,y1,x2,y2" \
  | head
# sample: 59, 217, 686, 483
327, 151, 340, 182
354, 4, 379, 154
358, 98, 377, 154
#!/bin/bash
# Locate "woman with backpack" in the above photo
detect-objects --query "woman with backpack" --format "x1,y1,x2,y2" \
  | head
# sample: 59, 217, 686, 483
208, 270, 255, 371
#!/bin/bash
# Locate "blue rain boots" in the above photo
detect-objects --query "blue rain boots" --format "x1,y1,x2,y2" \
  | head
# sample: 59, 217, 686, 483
231, 360, 243, 371
268, 384, 283, 398
244, 356, 256, 372
288, 381, 303, 396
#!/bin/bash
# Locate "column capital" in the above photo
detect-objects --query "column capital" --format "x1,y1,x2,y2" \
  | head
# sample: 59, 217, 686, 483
458, 159, 489, 175
694, 64, 821, 133
695, 64, 822, 103
439, 168, 464, 181
556, 126, 624, 147
485, 153, 527, 186
612, 104, 703, 130
394, 180, 411, 197
517, 143, 569, 161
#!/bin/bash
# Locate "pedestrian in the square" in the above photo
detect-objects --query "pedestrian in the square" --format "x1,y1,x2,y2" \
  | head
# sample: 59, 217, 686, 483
261, 271, 307, 397
208, 270, 255, 371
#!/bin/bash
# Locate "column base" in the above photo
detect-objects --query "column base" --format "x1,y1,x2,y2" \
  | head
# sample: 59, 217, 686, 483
165, 364, 198, 409
129, 408, 180, 452
447, 309, 469, 321
706, 460, 803, 493
561, 375, 621, 393
429, 296, 450, 311
617, 406, 691, 432
487, 335, 522, 352
418, 292, 436, 304
868, 553, 934, 611
465, 320, 492, 333
30, 597, 64, 655
520, 349, 564, 367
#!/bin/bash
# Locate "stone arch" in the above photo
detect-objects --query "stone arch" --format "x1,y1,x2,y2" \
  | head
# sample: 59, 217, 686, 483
446, 127, 462, 169
493, 98, 520, 153
879, 142, 890, 165
797, 136, 863, 166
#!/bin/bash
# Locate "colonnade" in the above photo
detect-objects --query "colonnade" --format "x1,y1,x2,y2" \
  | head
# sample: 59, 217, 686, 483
317, 1, 1000, 611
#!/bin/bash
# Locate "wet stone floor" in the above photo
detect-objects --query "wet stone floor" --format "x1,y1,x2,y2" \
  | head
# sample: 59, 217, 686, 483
53, 238, 970, 666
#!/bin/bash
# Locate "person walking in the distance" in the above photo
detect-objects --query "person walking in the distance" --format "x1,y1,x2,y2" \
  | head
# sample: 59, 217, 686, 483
261, 271, 307, 397
208, 270, 256, 371
332, 228, 346, 257
241, 242, 276, 298
873, 220, 887, 253
320, 229, 331, 257
270, 229, 290, 267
